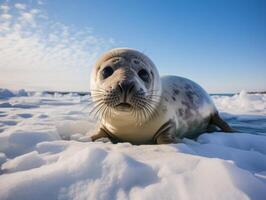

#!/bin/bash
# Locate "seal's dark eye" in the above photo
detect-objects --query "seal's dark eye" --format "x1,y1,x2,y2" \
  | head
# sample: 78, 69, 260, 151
102, 66, 113, 79
138, 69, 149, 82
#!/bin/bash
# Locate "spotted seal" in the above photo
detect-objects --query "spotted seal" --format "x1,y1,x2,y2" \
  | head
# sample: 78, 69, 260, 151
88, 48, 233, 144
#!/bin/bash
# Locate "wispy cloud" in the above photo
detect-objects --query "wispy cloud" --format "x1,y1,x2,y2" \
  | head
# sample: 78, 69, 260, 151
0, 4, 9, 12
1, 13, 12, 19
14, 3, 26, 10
0, 1, 115, 91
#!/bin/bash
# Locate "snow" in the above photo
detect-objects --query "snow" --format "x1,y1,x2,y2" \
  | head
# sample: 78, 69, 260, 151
212, 90, 266, 115
0, 89, 266, 200
2, 151, 45, 173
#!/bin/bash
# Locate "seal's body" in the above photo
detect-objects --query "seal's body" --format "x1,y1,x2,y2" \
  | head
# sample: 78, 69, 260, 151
89, 48, 233, 144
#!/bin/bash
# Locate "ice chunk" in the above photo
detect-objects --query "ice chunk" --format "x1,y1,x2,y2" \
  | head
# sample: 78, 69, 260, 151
0, 89, 15, 99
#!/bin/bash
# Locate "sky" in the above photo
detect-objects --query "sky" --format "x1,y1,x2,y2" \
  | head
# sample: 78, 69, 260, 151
0, 0, 265, 93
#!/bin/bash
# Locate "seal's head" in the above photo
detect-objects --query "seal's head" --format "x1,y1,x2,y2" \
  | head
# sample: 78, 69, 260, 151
90, 48, 161, 122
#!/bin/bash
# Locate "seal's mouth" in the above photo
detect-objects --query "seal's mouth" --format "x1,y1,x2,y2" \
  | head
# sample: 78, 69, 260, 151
115, 103, 132, 111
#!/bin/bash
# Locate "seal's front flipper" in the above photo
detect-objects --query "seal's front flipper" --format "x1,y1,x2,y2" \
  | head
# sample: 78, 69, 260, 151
94, 137, 112, 143
90, 128, 110, 142
153, 120, 181, 144
210, 113, 235, 132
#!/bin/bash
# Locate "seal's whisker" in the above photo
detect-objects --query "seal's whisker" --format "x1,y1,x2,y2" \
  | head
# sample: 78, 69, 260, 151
79, 98, 104, 112
107, 106, 112, 120
136, 97, 159, 120
146, 93, 161, 98
147, 102, 159, 119
89, 102, 105, 118
96, 103, 110, 120
103, 104, 112, 120
99, 104, 109, 119
145, 94, 161, 100
144, 97, 160, 104
146, 89, 159, 93
90, 93, 105, 98
90, 88, 106, 93
86, 99, 103, 107
103, 106, 111, 120
90, 92, 105, 96
94, 103, 106, 119
87, 93, 105, 101
144, 102, 154, 119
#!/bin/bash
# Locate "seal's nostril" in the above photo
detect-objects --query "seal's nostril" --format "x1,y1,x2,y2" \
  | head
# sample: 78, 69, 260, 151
118, 84, 123, 93
119, 81, 135, 94
128, 83, 135, 94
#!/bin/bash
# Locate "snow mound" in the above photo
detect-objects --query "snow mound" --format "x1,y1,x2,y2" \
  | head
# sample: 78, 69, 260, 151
17, 89, 28, 97
0, 129, 60, 158
213, 90, 266, 114
0, 153, 7, 166
2, 151, 45, 173
0, 89, 15, 99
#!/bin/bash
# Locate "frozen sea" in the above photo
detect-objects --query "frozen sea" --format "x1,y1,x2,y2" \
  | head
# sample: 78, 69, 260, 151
0, 88, 266, 200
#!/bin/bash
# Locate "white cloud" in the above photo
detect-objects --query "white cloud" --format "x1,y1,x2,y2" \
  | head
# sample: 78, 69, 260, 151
37, 0, 45, 5
30, 9, 40, 14
0, 4, 9, 12
14, 3, 26, 10
0, 2, 116, 91
1, 14, 12, 20
19, 12, 35, 25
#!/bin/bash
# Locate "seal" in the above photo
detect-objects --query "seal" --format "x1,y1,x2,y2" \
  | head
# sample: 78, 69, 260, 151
89, 48, 233, 144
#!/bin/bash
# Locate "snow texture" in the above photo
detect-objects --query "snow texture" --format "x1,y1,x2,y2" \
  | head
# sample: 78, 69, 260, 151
0, 89, 266, 200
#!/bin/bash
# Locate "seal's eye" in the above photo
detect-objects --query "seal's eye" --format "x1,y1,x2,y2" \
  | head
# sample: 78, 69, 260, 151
102, 66, 113, 79
138, 69, 150, 82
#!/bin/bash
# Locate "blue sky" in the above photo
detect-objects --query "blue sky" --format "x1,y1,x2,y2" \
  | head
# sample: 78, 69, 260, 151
0, 0, 265, 92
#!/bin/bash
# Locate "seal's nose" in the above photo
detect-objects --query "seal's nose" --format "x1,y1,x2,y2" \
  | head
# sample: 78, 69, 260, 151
118, 81, 135, 95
